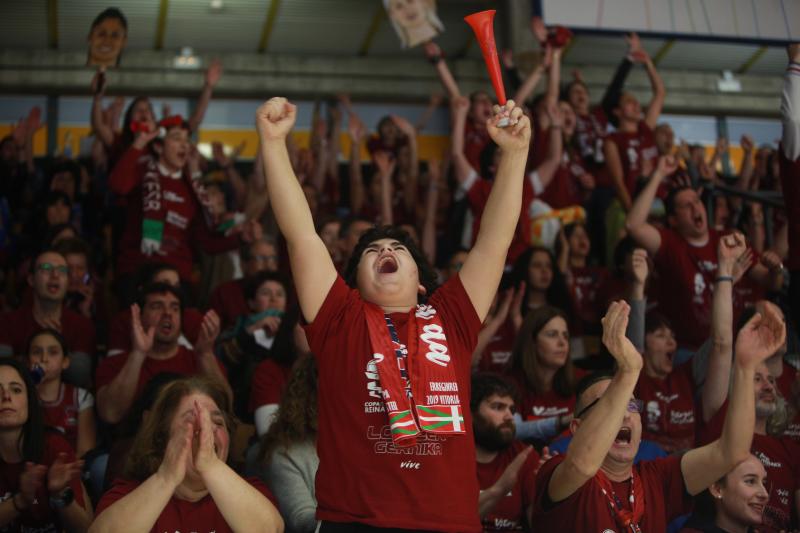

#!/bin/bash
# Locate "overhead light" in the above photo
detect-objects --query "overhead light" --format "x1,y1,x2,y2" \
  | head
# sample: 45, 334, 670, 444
174, 46, 200, 69
717, 70, 742, 93
209, 0, 224, 11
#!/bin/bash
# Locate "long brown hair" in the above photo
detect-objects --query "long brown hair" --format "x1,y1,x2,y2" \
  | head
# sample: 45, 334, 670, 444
510, 306, 576, 398
124, 376, 234, 481
258, 354, 318, 464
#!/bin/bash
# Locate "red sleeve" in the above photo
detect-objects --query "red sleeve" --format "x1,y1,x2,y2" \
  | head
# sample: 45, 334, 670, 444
642, 454, 692, 520
249, 359, 288, 412
531, 454, 577, 527
109, 147, 147, 195
95, 353, 127, 391
67, 312, 96, 357
521, 447, 541, 508
303, 276, 361, 359
95, 479, 138, 516
654, 227, 681, 265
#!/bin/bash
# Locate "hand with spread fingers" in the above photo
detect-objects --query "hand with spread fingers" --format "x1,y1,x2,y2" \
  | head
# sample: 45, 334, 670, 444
734, 302, 786, 370
601, 301, 643, 372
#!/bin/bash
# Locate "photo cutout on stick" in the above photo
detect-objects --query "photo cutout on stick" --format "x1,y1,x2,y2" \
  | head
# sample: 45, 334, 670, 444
87, 8, 128, 67
384, 0, 444, 48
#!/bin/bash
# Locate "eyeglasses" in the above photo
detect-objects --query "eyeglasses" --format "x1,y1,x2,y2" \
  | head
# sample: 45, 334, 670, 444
575, 398, 644, 420
36, 263, 69, 276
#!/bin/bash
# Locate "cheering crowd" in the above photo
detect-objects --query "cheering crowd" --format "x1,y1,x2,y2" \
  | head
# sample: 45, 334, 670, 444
0, 7, 799, 533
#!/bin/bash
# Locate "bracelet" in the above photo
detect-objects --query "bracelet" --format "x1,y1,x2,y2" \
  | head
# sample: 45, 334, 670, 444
715, 276, 734, 283
428, 55, 443, 65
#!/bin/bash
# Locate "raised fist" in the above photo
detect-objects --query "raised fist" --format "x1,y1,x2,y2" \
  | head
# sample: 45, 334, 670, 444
256, 97, 297, 142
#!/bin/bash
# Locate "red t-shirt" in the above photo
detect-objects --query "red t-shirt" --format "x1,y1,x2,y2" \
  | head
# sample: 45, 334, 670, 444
635, 362, 697, 453
532, 453, 691, 530
477, 440, 540, 532
0, 433, 86, 531
539, 152, 589, 210
466, 176, 535, 265
248, 358, 292, 412
41, 383, 92, 453
0, 302, 95, 359
108, 307, 204, 356
475, 319, 515, 375
516, 376, 583, 423
698, 401, 800, 532
605, 121, 658, 197
653, 227, 721, 349
304, 275, 483, 531
96, 346, 224, 401
574, 107, 609, 171
96, 477, 275, 532
464, 121, 491, 172
569, 265, 610, 328
109, 147, 240, 280
208, 279, 249, 330
779, 147, 800, 270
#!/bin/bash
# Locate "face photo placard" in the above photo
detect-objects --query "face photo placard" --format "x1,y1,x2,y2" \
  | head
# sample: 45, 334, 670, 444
384, 0, 444, 48
87, 8, 128, 67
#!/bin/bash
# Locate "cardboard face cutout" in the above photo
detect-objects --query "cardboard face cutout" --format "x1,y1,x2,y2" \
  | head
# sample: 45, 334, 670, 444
384, 0, 444, 48
87, 9, 128, 67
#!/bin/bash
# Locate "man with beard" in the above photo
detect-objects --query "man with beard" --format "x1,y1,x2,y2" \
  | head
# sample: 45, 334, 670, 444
532, 300, 785, 531
95, 282, 228, 424
472, 373, 540, 532
700, 299, 800, 532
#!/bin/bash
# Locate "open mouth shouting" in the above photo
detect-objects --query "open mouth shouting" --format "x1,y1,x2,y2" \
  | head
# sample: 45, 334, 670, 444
614, 427, 632, 446
377, 255, 399, 275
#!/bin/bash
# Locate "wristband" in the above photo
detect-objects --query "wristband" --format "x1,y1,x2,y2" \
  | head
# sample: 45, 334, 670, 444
715, 276, 734, 283
428, 55, 443, 65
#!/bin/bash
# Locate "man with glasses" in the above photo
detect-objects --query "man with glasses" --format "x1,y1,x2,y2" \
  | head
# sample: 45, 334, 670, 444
0, 250, 96, 381
532, 300, 785, 531
209, 237, 280, 329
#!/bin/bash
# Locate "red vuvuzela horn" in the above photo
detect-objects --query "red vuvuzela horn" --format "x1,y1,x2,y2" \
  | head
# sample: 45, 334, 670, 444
464, 10, 506, 106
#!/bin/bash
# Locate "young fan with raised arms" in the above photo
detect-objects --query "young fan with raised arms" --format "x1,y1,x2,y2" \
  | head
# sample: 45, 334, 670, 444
256, 95, 530, 532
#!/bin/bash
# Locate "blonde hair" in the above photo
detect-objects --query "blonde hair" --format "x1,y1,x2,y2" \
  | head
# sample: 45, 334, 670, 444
384, 0, 444, 48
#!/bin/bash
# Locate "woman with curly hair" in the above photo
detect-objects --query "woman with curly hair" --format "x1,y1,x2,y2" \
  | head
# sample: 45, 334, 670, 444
258, 355, 319, 533
91, 376, 282, 533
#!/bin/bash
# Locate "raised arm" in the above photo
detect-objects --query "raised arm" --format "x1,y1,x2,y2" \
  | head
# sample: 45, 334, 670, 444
782, 43, 800, 160
415, 92, 443, 133
391, 114, 419, 215
424, 41, 461, 100
603, 138, 632, 211
533, 103, 564, 190
421, 159, 441, 264
625, 248, 649, 353
373, 151, 396, 225
544, 47, 562, 111
347, 114, 367, 215
256, 98, 337, 323
641, 53, 666, 130
600, 34, 637, 119
700, 233, 743, 422
90, 70, 115, 148
547, 302, 643, 502
625, 154, 678, 255
459, 101, 530, 320
513, 53, 547, 106
188, 59, 222, 133
682, 303, 786, 495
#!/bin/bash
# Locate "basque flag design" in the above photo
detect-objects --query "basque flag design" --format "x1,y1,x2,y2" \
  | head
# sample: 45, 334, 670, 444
417, 405, 464, 432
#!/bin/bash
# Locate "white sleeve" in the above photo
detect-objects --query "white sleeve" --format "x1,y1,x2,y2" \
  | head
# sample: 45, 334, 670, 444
528, 170, 545, 195
455, 169, 479, 200
254, 404, 280, 437
782, 62, 800, 161
77, 388, 95, 411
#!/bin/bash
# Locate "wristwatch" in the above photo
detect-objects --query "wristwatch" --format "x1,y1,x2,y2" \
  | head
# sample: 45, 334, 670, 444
50, 487, 74, 509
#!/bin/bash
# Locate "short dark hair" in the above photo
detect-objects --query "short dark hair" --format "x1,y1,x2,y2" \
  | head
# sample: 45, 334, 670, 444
26, 328, 69, 359
136, 282, 183, 310
645, 311, 674, 335
135, 262, 180, 289
244, 270, 289, 301
470, 373, 518, 413
339, 216, 373, 240
342, 225, 439, 303
30, 248, 65, 274
664, 185, 695, 217
54, 237, 91, 265
574, 369, 616, 417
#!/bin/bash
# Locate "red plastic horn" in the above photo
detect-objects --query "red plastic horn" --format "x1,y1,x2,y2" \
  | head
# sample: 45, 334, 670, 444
464, 10, 507, 106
